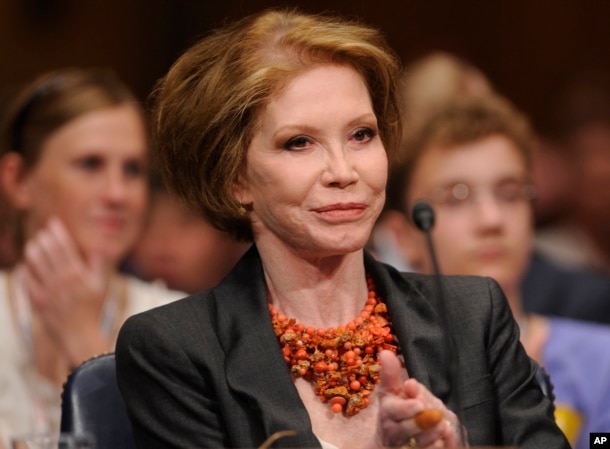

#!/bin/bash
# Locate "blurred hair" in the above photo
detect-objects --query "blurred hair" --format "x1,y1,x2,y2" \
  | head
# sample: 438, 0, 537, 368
386, 94, 534, 214
0, 67, 142, 169
400, 51, 493, 142
150, 8, 402, 242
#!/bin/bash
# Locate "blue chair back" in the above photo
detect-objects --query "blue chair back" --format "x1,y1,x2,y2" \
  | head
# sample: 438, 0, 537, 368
61, 353, 135, 449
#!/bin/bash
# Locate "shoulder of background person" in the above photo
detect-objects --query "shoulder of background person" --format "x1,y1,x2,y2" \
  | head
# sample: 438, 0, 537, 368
522, 250, 610, 324
124, 274, 188, 312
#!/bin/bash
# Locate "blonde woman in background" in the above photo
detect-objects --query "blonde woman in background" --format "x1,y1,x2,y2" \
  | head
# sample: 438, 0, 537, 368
0, 68, 185, 447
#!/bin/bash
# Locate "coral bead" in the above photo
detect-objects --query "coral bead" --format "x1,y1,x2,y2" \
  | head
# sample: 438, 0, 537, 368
331, 403, 343, 413
314, 361, 328, 373
269, 274, 396, 417
330, 396, 346, 406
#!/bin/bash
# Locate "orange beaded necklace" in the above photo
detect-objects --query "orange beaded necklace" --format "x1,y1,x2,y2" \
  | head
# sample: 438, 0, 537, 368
269, 275, 397, 416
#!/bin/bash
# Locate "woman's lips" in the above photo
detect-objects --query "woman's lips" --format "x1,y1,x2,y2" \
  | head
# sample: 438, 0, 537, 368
314, 203, 367, 220
94, 217, 126, 233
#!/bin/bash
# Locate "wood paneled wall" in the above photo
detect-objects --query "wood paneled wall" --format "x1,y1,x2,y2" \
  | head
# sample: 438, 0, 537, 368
2, 0, 610, 130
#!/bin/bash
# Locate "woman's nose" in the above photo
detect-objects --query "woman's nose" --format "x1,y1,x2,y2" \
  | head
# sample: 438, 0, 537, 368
322, 145, 359, 187
103, 170, 129, 202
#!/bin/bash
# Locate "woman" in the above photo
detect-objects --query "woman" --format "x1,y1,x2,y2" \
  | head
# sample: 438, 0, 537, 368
116, 9, 569, 449
0, 68, 185, 446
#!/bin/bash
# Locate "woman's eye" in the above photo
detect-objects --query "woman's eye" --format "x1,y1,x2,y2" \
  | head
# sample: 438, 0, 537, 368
77, 156, 102, 170
352, 127, 376, 142
284, 136, 311, 151
124, 160, 146, 178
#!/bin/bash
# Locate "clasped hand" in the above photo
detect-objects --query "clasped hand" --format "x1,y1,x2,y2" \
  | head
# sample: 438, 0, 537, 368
22, 217, 109, 366
376, 350, 465, 448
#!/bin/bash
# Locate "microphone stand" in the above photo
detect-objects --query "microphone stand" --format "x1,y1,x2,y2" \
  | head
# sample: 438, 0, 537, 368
411, 201, 467, 446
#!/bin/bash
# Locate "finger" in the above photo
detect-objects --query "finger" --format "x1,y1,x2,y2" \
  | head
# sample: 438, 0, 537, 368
379, 389, 424, 422
404, 377, 423, 399
379, 416, 420, 446
414, 419, 446, 447
419, 435, 445, 449
378, 349, 408, 396
48, 217, 85, 272
425, 419, 462, 448
21, 264, 47, 311
23, 238, 54, 285
439, 416, 463, 447
34, 227, 65, 275
404, 378, 445, 410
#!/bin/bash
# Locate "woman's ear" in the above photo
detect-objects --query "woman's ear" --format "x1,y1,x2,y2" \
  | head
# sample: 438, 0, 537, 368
379, 209, 427, 271
230, 174, 253, 206
0, 152, 32, 210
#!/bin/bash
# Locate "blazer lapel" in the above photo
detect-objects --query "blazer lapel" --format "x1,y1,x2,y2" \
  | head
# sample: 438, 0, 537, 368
211, 247, 454, 446
365, 254, 453, 405
213, 246, 320, 447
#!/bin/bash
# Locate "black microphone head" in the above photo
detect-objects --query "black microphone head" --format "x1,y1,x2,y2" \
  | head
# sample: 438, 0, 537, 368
411, 201, 435, 232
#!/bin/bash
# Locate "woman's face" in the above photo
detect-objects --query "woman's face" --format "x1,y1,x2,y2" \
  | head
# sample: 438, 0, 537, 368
236, 64, 388, 258
18, 104, 148, 265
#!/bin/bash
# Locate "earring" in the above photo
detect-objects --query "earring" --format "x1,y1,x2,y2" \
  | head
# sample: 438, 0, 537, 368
238, 202, 247, 216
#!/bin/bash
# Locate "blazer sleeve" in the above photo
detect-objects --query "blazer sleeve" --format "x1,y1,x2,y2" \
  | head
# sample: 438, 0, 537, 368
468, 277, 571, 449
116, 298, 230, 449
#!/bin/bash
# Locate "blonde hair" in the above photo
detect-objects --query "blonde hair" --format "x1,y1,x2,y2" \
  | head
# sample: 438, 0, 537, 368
151, 8, 402, 242
400, 51, 493, 142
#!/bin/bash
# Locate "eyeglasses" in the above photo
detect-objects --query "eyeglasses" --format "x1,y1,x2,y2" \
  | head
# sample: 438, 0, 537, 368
424, 179, 535, 211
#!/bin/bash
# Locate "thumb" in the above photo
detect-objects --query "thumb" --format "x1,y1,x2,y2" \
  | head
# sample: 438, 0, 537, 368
378, 350, 408, 396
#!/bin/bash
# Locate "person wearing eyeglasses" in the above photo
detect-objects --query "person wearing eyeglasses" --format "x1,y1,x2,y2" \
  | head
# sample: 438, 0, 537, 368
380, 92, 610, 449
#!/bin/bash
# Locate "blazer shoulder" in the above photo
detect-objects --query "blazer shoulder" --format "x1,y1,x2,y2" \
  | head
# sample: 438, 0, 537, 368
386, 267, 508, 321
394, 269, 503, 301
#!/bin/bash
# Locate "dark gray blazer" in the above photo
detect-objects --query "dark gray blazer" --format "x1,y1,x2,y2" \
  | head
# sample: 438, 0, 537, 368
116, 246, 569, 449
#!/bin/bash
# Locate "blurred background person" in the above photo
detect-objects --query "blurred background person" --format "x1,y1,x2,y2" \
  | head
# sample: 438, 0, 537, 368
399, 51, 493, 142
0, 190, 18, 269
0, 68, 185, 446
375, 51, 610, 325
534, 68, 610, 274
0, 93, 19, 269
372, 51, 493, 271
123, 171, 250, 294
381, 93, 610, 449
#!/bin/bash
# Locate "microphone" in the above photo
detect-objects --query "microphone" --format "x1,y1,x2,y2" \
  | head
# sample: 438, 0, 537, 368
411, 202, 441, 277
411, 201, 466, 445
